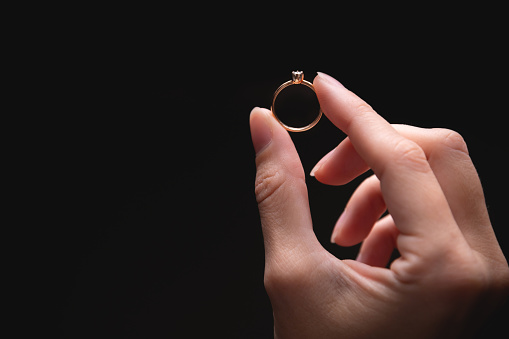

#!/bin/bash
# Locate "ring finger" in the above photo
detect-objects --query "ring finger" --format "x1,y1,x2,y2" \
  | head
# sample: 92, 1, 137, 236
314, 124, 495, 254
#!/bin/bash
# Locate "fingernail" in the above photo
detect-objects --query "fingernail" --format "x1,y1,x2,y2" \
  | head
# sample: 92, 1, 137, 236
250, 107, 273, 154
330, 224, 340, 243
310, 149, 334, 177
310, 164, 319, 177
316, 71, 345, 88
331, 210, 348, 243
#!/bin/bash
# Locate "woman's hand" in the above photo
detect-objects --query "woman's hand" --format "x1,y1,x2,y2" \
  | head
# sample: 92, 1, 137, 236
250, 72, 509, 338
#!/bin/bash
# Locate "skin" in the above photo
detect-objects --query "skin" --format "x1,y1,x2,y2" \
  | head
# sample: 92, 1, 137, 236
250, 72, 509, 338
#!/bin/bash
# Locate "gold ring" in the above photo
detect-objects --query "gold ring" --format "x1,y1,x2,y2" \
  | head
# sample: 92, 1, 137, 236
270, 71, 322, 132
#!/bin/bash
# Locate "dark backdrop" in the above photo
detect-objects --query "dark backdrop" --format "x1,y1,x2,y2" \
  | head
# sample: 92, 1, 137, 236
35, 13, 509, 338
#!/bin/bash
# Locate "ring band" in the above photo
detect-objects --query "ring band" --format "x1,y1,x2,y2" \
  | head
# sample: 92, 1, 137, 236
270, 71, 322, 132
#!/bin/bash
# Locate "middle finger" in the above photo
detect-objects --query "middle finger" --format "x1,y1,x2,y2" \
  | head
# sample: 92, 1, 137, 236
313, 124, 493, 250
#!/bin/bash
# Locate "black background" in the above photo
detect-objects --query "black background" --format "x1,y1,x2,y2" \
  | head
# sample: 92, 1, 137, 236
22, 8, 508, 338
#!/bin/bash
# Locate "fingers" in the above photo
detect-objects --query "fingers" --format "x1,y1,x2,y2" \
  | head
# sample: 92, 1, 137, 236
314, 73, 459, 243
331, 175, 398, 268
250, 107, 322, 263
356, 215, 399, 268
311, 137, 368, 185
392, 126, 501, 260
331, 175, 386, 247
332, 174, 398, 268
315, 123, 498, 256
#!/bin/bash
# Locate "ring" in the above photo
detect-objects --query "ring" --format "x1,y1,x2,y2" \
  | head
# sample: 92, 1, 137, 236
270, 71, 322, 132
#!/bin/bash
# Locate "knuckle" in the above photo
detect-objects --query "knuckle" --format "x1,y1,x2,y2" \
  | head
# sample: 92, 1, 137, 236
354, 100, 375, 115
392, 138, 429, 172
255, 167, 286, 206
254, 159, 305, 208
346, 99, 377, 132
433, 128, 469, 155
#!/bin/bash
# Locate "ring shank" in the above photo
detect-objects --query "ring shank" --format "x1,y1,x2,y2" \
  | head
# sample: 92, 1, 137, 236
270, 79, 322, 132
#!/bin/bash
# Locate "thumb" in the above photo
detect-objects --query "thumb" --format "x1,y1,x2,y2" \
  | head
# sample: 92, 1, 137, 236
250, 107, 319, 262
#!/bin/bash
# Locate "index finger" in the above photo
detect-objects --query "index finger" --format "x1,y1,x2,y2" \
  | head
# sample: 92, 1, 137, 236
313, 72, 460, 246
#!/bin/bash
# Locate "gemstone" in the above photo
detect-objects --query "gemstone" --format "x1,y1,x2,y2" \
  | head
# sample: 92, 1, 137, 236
291, 70, 303, 84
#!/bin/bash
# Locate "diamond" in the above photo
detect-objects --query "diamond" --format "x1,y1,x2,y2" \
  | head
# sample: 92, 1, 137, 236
291, 70, 303, 84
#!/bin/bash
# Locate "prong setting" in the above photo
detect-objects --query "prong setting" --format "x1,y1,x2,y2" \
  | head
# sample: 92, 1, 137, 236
291, 70, 304, 84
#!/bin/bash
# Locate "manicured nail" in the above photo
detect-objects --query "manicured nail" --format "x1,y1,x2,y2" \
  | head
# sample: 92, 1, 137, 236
309, 166, 319, 177
330, 224, 340, 243
310, 148, 334, 177
250, 107, 273, 154
331, 210, 348, 243
316, 71, 345, 88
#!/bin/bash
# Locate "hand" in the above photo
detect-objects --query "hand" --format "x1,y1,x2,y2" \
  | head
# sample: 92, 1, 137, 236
250, 72, 509, 338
